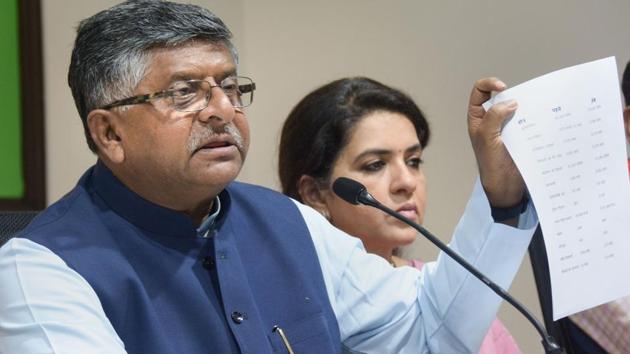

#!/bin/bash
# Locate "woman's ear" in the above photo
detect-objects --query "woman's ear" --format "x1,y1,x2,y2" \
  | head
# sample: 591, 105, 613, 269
87, 109, 125, 163
297, 175, 331, 219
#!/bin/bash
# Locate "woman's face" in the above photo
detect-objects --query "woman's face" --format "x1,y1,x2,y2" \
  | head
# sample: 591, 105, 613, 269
322, 110, 426, 256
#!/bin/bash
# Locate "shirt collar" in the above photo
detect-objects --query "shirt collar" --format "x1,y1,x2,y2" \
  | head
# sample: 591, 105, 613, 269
196, 196, 221, 238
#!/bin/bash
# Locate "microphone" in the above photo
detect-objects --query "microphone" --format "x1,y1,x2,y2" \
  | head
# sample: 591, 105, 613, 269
332, 177, 564, 354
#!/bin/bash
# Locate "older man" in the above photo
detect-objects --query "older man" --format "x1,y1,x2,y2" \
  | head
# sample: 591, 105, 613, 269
0, 1, 536, 353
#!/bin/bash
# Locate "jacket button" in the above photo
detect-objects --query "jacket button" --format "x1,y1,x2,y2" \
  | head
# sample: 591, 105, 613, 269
231, 311, 246, 324
201, 257, 214, 269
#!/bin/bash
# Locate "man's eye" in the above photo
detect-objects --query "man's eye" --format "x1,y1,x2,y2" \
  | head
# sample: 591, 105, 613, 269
239, 84, 252, 93
171, 85, 196, 97
221, 83, 238, 92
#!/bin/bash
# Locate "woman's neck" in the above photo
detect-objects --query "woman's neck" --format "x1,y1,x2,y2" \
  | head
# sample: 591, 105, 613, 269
370, 247, 409, 268
390, 255, 409, 268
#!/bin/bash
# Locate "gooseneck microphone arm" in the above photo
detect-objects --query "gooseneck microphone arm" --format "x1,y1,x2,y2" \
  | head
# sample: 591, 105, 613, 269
332, 177, 564, 354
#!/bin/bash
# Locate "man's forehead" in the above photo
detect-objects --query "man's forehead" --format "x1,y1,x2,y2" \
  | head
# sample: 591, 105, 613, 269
150, 40, 231, 56
141, 43, 237, 85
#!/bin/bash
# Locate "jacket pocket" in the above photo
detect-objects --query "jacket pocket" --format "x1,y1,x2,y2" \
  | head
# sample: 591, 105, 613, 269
268, 312, 339, 353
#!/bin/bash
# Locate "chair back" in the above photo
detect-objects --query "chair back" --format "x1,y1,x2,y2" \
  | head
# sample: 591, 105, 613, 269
0, 211, 39, 247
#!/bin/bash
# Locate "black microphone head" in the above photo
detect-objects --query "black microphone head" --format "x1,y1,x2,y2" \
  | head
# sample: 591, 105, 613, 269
332, 177, 366, 205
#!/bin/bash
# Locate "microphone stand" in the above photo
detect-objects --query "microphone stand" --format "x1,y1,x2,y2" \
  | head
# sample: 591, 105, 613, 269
355, 189, 564, 354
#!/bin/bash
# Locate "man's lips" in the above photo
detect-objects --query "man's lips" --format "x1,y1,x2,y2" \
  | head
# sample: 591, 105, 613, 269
201, 141, 232, 149
194, 135, 238, 153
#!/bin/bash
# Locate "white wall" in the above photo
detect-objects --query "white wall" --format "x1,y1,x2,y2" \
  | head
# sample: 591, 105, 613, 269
42, 1, 630, 353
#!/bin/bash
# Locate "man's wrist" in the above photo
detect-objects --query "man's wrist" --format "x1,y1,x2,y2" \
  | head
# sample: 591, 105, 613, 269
490, 194, 529, 222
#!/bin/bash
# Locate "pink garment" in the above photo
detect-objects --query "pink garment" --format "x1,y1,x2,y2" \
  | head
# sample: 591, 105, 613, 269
570, 297, 630, 354
408, 259, 522, 354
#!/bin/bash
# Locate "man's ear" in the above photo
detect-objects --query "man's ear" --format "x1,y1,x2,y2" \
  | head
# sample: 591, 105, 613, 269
624, 106, 630, 142
297, 175, 331, 219
87, 109, 125, 163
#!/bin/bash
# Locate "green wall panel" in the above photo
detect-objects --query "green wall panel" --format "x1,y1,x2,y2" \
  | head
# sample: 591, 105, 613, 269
0, 0, 24, 198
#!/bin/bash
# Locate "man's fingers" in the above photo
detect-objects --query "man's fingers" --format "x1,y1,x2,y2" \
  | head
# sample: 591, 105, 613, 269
469, 77, 507, 107
482, 100, 518, 130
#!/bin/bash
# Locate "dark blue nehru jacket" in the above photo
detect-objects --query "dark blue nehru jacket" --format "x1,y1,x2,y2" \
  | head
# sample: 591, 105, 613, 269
20, 161, 341, 353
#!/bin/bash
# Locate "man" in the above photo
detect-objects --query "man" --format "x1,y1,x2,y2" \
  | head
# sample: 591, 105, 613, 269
0, 1, 536, 353
567, 60, 630, 354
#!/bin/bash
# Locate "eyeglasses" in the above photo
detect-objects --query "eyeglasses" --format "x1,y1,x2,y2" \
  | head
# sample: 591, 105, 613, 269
99, 76, 256, 112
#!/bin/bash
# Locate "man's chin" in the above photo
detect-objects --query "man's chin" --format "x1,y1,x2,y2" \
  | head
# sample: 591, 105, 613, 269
197, 161, 243, 186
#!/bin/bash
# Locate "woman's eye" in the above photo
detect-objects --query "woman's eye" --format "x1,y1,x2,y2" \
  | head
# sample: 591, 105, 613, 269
407, 157, 423, 168
362, 161, 385, 172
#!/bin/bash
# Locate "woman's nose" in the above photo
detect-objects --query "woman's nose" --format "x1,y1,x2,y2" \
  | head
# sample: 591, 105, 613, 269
390, 164, 417, 195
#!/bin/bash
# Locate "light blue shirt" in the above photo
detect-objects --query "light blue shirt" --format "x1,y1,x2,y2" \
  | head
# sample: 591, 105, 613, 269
196, 196, 221, 238
0, 179, 537, 353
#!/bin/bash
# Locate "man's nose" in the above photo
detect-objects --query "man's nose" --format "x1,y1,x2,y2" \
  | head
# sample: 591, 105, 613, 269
197, 87, 236, 125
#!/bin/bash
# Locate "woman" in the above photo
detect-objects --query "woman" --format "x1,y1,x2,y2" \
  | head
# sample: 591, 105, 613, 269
278, 77, 521, 353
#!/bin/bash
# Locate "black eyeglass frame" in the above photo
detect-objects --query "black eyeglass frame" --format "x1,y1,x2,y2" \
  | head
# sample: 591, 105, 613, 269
98, 76, 256, 112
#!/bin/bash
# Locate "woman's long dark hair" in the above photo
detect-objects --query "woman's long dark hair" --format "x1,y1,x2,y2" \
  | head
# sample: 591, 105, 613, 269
279, 77, 430, 201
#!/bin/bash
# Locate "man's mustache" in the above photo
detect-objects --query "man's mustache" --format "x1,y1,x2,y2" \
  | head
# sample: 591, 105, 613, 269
187, 123, 244, 154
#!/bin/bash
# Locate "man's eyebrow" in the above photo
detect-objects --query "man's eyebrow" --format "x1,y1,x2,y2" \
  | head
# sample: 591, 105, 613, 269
167, 69, 237, 84
215, 70, 237, 82
168, 72, 198, 82
352, 144, 422, 164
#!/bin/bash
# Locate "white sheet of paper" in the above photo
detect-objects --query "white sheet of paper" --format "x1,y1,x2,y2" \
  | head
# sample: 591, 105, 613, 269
483, 57, 630, 320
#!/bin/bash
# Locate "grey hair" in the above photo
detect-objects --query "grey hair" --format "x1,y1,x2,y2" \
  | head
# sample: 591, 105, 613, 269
68, 0, 238, 152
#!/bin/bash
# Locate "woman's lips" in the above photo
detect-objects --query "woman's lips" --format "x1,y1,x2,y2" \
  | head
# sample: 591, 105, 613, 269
396, 204, 418, 220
